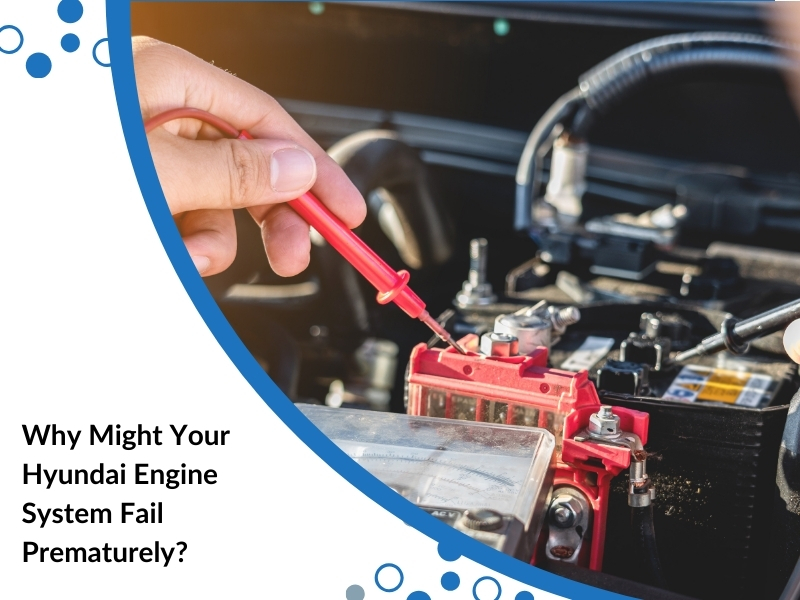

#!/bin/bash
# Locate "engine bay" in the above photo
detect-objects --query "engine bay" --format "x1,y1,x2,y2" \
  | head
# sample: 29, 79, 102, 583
134, 3, 800, 598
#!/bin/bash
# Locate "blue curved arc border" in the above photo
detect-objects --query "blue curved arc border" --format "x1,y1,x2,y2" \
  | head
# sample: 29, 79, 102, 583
108, 4, 631, 599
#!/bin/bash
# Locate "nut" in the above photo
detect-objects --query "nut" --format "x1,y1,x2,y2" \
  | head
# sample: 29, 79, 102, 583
480, 332, 519, 357
548, 494, 584, 529
588, 405, 620, 436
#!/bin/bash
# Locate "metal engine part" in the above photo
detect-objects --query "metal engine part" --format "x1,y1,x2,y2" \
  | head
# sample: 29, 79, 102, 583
456, 238, 497, 308
546, 488, 593, 565
494, 301, 581, 354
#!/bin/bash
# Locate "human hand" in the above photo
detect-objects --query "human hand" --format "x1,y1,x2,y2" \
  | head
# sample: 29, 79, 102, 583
133, 36, 366, 277
785, 320, 800, 364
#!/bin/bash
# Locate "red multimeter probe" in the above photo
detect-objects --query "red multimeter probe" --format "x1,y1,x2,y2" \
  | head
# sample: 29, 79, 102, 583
144, 107, 465, 354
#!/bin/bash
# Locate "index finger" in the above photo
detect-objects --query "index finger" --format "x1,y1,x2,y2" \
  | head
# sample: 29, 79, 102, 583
134, 36, 366, 229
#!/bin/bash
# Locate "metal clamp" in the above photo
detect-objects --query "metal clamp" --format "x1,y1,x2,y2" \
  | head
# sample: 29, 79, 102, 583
546, 487, 592, 564
573, 406, 655, 507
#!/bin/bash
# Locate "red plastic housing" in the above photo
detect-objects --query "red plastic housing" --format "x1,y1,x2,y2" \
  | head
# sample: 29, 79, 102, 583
406, 334, 649, 570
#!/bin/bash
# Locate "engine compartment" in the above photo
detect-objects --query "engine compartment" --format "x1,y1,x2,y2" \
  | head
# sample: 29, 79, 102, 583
134, 3, 800, 598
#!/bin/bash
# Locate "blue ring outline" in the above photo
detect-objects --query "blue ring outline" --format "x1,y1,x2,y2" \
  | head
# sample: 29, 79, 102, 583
107, 3, 629, 598
93, 37, 110, 66
473, 576, 502, 600
374, 563, 404, 592
0, 25, 23, 55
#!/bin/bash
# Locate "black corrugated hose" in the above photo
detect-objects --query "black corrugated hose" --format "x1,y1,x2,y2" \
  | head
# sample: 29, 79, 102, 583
631, 504, 667, 589
514, 32, 799, 231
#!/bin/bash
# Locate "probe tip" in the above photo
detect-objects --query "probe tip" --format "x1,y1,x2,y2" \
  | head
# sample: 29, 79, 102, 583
420, 313, 467, 354
445, 336, 468, 355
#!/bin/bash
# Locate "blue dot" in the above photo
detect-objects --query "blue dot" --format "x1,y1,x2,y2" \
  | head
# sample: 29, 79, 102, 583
61, 33, 79, 52
25, 53, 51, 78
0, 25, 24, 54
516, 592, 535, 600
407, 593, 430, 600
57, 0, 83, 23
437, 542, 460, 562
441, 572, 460, 591
308, 2, 325, 15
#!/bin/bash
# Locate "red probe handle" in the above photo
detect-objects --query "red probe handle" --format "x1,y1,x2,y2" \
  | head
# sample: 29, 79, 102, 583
243, 130, 426, 318
289, 192, 426, 318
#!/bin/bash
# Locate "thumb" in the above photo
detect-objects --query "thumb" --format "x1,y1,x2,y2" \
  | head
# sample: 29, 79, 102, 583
148, 128, 317, 215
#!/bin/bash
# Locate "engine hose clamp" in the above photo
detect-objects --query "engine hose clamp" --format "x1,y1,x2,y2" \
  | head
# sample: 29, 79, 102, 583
720, 317, 750, 355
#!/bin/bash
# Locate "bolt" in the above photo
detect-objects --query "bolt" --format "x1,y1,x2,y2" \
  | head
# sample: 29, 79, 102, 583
455, 238, 496, 308
599, 405, 613, 418
548, 305, 581, 333
461, 508, 503, 531
553, 506, 575, 528
468, 238, 488, 287
548, 494, 582, 529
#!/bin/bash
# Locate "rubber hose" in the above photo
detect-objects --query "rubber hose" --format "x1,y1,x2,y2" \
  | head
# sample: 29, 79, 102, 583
515, 32, 799, 231
631, 504, 667, 589
574, 48, 796, 131
514, 87, 583, 230
581, 31, 791, 88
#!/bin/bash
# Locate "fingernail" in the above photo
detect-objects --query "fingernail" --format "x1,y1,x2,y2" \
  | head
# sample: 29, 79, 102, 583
271, 147, 316, 192
192, 255, 211, 275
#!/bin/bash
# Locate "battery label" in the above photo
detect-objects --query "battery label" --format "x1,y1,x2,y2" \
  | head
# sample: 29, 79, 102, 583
662, 365, 774, 407
560, 336, 615, 371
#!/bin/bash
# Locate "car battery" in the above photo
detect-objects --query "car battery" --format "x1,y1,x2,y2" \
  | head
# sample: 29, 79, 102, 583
405, 333, 650, 570
298, 404, 556, 562
546, 302, 799, 599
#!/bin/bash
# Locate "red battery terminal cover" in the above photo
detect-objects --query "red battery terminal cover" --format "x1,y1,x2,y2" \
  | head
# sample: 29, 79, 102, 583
406, 333, 649, 570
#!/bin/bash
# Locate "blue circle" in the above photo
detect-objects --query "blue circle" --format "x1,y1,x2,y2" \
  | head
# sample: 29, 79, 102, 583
92, 38, 109, 67
515, 592, 535, 600
407, 593, 430, 600
437, 542, 461, 562
25, 52, 51, 78
441, 572, 460, 591
61, 33, 79, 52
473, 576, 502, 600
57, 0, 83, 23
0, 25, 23, 54
374, 563, 404, 593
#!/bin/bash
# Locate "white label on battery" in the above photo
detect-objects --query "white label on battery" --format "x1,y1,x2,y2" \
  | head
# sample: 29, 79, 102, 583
661, 365, 774, 407
662, 385, 700, 403
560, 336, 615, 372
735, 374, 772, 407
